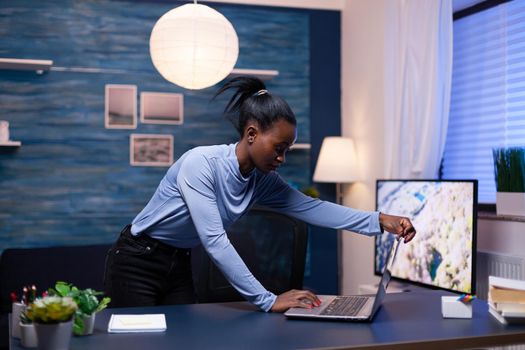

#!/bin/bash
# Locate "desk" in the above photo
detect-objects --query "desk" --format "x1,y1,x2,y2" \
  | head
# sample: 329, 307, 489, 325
10, 291, 525, 350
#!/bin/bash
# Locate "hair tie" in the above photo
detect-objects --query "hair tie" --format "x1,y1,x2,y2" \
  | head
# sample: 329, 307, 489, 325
252, 89, 268, 97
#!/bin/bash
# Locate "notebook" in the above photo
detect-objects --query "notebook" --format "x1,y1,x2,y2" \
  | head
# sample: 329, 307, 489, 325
285, 237, 400, 321
107, 314, 167, 333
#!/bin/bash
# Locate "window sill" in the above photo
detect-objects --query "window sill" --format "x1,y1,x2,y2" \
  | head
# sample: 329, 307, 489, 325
478, 211, 525, 223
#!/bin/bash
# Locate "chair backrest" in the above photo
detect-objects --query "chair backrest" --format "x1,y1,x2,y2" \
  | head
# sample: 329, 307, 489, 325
0, 244, 111, 314
192, 207, 308, 303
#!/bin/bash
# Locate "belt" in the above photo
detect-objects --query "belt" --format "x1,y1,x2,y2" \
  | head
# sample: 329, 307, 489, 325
121, 224, 191, 257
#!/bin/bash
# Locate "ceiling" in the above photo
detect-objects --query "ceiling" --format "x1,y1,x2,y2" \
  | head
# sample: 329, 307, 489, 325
202, 0, 488, 12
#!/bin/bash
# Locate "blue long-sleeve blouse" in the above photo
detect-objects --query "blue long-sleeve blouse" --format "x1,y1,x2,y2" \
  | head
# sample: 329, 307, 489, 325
131, 143, 382, 311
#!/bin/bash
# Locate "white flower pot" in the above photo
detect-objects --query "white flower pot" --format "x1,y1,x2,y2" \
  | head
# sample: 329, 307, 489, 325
496, 192, 525, 216
20, 323, 37, 348
79, 313, 96, 336
34, 320, 73, 350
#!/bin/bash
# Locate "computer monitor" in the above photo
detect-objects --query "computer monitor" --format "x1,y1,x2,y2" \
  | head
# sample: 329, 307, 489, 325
374, 179, 478, 294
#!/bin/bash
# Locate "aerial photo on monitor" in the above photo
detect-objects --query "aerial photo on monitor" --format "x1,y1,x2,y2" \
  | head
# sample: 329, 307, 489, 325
375, 181, 474, 293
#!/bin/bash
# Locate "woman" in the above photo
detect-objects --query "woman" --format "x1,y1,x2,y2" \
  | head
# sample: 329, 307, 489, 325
104, 77, 416, 312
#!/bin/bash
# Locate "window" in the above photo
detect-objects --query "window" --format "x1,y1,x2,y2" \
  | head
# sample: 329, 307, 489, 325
442, 0, 525, 203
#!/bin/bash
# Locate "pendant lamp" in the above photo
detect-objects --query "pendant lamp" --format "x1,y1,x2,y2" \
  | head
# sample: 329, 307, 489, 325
149, 1, 239, 90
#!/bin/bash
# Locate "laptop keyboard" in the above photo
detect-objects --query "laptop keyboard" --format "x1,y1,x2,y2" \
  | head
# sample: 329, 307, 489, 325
320, 296, 368, 316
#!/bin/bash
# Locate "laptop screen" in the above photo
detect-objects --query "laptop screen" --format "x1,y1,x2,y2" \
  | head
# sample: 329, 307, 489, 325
370, 237, 400, 315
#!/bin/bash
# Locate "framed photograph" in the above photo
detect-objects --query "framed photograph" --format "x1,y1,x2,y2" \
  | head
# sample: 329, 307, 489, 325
140, 92, 184, 125
130, 134, 174, 167
105, 84, 137, 129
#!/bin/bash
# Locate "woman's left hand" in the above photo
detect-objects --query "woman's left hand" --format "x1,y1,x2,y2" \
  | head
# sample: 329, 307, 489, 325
379, 213, 416, 243
271, 289, 321, 313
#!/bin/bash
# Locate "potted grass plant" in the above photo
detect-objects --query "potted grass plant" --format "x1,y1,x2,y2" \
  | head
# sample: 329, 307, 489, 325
26, 296, 77, 350
493, 147, 525, 216
48, 281, 111, 336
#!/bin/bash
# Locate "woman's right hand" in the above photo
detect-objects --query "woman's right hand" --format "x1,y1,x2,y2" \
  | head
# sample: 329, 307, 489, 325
271, 289, 321, 313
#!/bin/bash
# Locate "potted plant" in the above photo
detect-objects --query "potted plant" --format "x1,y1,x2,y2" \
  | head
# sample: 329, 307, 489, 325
48, 281, 110, 336
300, 185, 320, 199
26, 296, 77, 350
493, 147, 525, 216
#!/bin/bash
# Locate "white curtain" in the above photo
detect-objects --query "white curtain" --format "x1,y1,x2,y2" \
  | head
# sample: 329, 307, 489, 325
383, 0, 453, 178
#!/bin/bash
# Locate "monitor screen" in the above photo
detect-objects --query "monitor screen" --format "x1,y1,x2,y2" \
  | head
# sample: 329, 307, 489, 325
374, 179, 478, 294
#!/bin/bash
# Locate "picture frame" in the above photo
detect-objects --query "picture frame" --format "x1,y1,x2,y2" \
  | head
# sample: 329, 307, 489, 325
130, 134, 174, 167
140, 92, 184, 125
105, 84, 137, 129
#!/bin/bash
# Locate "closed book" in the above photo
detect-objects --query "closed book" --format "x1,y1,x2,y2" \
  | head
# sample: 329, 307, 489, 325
494, 302, 525, 315
489, 276, 525, 291
489, 286, 525, 303
107, 314, 167, 333
502, 310, 525, 318
488, 303, 508, 325
489, 303, 525, 325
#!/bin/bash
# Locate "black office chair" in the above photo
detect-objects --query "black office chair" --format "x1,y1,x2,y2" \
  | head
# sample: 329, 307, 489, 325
192, 207, 308, 303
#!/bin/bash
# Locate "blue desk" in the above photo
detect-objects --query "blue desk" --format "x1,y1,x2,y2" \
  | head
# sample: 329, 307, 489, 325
10, 291, 525, 349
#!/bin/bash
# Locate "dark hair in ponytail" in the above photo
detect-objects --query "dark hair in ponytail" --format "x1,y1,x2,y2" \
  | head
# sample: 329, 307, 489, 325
213, 76, 296, 136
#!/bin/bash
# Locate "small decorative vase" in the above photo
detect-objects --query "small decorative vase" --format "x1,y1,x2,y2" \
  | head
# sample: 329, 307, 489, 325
19, 323, 37, 348
0, 120, 9, 143
11, 302, 25, 339
79, 313, 96, 336
34, 320, 73, 350
496, 192, 525, 216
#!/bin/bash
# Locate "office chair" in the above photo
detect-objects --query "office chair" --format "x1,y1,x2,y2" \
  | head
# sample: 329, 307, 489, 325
192, 207, 309, 303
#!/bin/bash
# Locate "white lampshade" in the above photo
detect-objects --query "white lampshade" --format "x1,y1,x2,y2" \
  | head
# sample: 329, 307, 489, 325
313, 137, 359, 183
149, 3, 239, 90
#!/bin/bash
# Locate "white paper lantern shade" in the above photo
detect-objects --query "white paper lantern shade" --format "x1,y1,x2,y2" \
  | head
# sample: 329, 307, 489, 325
149, 3, 239, 90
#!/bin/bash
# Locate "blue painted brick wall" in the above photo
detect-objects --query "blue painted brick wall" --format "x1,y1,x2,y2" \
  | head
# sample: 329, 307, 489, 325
0, 0, 311, 250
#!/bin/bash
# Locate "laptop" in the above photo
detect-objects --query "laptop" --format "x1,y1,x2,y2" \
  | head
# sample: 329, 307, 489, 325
284, 237, 400, 321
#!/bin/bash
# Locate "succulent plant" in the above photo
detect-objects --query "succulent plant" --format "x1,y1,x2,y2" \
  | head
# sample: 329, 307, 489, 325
26, 296, 77, 324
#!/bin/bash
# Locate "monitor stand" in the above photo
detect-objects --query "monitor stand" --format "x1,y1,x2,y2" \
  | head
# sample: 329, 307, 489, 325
358, 280, 424, 294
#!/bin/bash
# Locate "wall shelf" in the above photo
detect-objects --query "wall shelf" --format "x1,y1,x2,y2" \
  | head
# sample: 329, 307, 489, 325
290, 143, 311, 150
0, 60, 276, 79
0, 141, 21, 153
228, 68, 279, 81
0, 58, 53, 73
0, 141, 22, 147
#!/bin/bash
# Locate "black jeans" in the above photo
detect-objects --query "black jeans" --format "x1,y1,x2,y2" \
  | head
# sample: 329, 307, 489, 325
104, 225, 195, 308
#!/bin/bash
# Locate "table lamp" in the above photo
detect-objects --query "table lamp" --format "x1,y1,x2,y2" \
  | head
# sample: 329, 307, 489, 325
313, 136, 359, 292
313, 136, 359, 203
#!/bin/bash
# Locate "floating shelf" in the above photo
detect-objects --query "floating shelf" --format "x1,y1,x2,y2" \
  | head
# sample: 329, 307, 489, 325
228, 68, 279, 81
0, 141, 22, 147
290, 143, 311, 150
0, 141, 21, 153
0, 58, 53, 73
